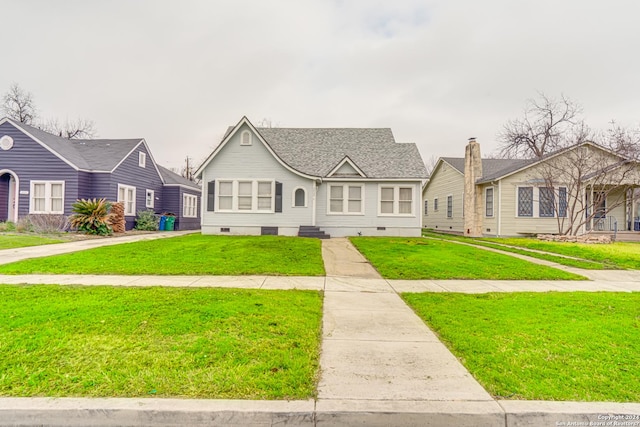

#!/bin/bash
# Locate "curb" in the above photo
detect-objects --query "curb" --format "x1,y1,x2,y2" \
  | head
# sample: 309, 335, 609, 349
2, 398, 640, 427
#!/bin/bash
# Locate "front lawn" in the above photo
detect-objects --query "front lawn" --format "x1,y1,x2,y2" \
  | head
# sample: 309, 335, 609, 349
481, 237, 640, 270
403, 292, 640, 402
0, 285, 322, 399
0, 234, 325, 276
0, 233, 66, 250
424, 231, 610, 270
350, 237, 585, 280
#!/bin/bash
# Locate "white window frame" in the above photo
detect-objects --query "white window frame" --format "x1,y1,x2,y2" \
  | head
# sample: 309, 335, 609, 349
327, 183, 364, 215
118, 184, 136, 216
139, 152, 146, 168
215, 179, 274, 213
446, 194, 453, 218
378, 185, 415, 216
292, 187, 307, 208
145, 189, 155, 209
424, 199, 428, 216
183, 194, 198, 218
485, 187, 494, 218
240, 130, 252, 146
29, 181, 65, 214
434, 197, 439, 212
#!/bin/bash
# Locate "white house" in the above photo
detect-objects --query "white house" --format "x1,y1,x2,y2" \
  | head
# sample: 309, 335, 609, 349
195, 117, 428, 238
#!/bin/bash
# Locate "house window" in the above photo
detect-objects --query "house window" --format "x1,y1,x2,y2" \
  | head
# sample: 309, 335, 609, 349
139, 152, 146, 168
118, 184, 136, 216
183, 194, 198, 218
216, 180, 274, 212
379, 185, 414, 216
399, 188, 412, 214
539, 187, 555, 217
424, 200, 428, 216
240, 131, 252, 146
238, 181, 252, 210
30, 181, 64, 214
446, 195, 453, 218
558, 187, 567, 218
293, 188, 306, 207
380, 187, 394, 214
518, 187, 533, 217
329, 184, 364, 214
218, 181, 233, 210
145, 189, 154, 208
257, 181, 273, 210
485, 187, 494, 217
434, 198, 439, 211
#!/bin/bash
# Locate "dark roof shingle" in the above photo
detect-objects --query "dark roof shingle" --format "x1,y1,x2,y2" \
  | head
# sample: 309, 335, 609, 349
441, 157, 532, 183
256, 127, 427, 179
11, 120, 143, 172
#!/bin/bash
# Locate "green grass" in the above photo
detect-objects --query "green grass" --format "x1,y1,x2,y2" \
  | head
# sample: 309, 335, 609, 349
481, 237, 640, 270
0, 234, 325, 276
0, 233, 66, 250
349, 237, 585, 280
0, 285, 322, 399
403, 292, 640, 402
423, 231, 610, 270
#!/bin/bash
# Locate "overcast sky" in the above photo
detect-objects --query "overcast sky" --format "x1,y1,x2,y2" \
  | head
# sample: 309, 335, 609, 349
2, 0, 639, 171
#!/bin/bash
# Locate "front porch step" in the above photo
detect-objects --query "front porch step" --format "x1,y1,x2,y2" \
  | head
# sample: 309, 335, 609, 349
298, 225, 330, 239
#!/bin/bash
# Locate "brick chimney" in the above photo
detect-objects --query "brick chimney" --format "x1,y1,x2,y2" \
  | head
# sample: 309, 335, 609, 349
463, 137, 483, 237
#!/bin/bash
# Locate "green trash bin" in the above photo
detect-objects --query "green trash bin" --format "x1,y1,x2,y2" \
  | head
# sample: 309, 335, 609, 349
164, 216, 176, 231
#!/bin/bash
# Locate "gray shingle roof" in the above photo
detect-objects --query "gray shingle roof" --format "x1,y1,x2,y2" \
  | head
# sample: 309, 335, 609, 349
441, 157, 532, 183
157, 165, 201, 190
255, 127, 428, 179
11, 120, 143, 172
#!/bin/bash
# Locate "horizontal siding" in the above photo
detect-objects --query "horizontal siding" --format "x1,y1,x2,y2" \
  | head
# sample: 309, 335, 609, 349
422, 163, 464, 233
162, 186, 201, 230
200, 124, 314, 230
315, 181, 422, 232
199, 124, 421, 235
0, 122, 79, 217
479, 183, 498, 236
111, 143, 165, 222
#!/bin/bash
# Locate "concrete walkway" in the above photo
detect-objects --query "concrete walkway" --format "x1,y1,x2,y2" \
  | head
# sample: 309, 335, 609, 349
1, 234, 640, 426
0, 230, 198, 265
321, 238, 382, 278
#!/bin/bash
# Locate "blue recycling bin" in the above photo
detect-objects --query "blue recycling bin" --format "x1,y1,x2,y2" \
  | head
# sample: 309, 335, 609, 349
634, 219, 640, 232
158, 215, 167, 231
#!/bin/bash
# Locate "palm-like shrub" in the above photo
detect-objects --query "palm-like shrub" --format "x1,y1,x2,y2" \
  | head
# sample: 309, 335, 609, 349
70, 198, 113, 235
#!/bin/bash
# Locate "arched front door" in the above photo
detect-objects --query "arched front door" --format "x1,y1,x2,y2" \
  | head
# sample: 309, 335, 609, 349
0, 171, 18, 223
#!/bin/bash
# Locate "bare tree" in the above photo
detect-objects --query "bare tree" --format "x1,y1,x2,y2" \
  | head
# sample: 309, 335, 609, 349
497, 93, 640, 235
498, 92, 583, 159
605, 120, 640, 161
533, 142, 639, 235
2, 83, 37, 124
42, 117, 97, 139
2, 84, 98, 139
424, 154, 439, 177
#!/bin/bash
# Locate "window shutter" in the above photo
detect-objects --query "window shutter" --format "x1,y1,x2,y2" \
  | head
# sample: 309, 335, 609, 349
207, 181, 215, 211
275, 182, 283, 213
